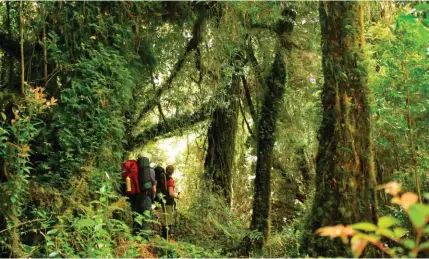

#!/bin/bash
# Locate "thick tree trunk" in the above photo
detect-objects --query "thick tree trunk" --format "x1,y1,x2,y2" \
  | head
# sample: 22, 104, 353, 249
303, 2, 378, 257
241, 7, 295, 254
204, 69, 240, 206
248, 46, 286, 252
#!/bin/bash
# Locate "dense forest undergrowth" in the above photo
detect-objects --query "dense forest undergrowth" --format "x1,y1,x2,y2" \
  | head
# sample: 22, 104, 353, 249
1, 1, 429, 258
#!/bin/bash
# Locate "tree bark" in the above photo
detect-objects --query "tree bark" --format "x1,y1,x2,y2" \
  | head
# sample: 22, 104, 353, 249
303, 2, 378, 257
248, 47, 287, 252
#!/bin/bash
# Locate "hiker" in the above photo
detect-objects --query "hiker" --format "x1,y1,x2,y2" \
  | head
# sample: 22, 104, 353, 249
122, 156, 156, 238
136, 156, 156, 238
160, 165, 180, 239
154, 165, 166, 205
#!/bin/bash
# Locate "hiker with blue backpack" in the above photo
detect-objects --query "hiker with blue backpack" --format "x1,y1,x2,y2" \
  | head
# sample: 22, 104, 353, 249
122, 156, 156, 238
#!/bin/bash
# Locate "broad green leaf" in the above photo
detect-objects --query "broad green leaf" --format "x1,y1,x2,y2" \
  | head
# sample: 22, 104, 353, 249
378, 228, 394, 238
353, 233, 381, 243
76, 218, 95, 229
47, 229, 58, 235
378, 216, 399, 229
10, 196, 16, 203
415, 4, 429, 11
409, 204, 426, 228
424, 193, 429, 200
398, 14, 416, 23
403, 239, 416, 249
1, 113, 6, 120
48, 251, 58, 258
393, 227, 408, 238
352, 222, 378, 232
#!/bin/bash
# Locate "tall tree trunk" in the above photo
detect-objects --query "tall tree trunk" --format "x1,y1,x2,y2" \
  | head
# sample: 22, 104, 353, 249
204, 63, 241, 206
303, 2, 378, 257
248, 46, 287, 252
242, 7, 295, 254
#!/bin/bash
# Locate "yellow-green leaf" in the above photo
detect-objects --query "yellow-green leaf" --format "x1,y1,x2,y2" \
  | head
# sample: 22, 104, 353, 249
76, 218, 95, 229
352, 222, 378, 232
409, 204, 426, 228
378, 216, 399, 229
393, 227, 408, 238
403, 239, 416, 249
353, 233, 381, 243
378, 228, 394, 238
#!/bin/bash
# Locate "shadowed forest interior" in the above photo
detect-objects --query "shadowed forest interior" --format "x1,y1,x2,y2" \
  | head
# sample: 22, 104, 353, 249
1, 1, 429, 258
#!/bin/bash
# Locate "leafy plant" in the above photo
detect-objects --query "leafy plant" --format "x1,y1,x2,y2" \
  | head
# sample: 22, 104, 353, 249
316, 182, 429, 257
41, 173, 137, 258
0, 87, 57, 256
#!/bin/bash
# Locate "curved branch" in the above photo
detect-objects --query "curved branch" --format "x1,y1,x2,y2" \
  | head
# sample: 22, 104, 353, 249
134, 15, 205, 124
239, 98, 254, 137
241, 75, 257, 123
132, 106, 209, 150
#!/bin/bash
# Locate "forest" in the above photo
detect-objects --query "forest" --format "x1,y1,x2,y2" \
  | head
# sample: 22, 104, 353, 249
1, 1, 429, 258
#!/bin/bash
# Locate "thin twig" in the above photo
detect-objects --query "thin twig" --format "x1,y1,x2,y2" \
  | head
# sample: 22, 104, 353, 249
0, 219, 43, 234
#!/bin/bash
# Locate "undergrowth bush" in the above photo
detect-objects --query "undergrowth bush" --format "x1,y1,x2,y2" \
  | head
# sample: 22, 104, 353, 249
317, 182, 429, 257
0, 87, 57, 257
176, 191, 247, 256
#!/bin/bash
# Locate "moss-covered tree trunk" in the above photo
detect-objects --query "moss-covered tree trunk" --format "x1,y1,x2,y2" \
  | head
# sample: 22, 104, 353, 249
204, 68, 240, 206
303, 2, 378, 257
248, 47, 286, 252
243, 7, 295, 254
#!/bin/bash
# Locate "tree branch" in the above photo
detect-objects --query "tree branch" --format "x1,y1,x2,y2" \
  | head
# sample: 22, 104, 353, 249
134, 15, 204, 124
239, 98, 254, 137
241, 75, 257, 123
132, 106, 209, 150
150, 72, 169, 129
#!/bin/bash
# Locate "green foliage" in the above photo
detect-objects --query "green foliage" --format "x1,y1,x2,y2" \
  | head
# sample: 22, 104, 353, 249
51, 45, 134, 178
370, 4, 429, 194
40, 178, 137, 258
0, 87, 57, 256
3, 1, 429, 258
316, 183, 429, 258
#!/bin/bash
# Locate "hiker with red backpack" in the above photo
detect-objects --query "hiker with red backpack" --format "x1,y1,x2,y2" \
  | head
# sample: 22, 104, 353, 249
154, 164, 180, 239
122, 156, 156, 238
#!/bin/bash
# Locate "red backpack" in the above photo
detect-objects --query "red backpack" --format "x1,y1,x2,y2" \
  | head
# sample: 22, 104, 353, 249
122, 160, 140, 196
